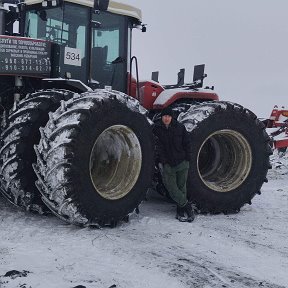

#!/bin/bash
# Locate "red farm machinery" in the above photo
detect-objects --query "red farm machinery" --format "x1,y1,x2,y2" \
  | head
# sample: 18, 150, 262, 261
0, 0, 271, 226
264, 106, 288, 151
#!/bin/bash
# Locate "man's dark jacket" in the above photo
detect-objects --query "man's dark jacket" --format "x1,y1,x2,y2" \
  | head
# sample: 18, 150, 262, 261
153, 119, 192, 167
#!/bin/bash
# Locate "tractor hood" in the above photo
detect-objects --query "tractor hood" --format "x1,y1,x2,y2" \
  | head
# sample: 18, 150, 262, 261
153, 88, 219, 109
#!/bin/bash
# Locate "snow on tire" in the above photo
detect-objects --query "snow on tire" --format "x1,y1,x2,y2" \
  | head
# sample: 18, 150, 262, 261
178, 101, 272, 213
33, 90, 154, 226
0, 90, 74, 213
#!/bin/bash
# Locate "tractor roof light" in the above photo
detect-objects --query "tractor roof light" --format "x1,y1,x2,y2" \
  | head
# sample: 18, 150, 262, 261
141, 24, 147, 32
41, 0, 62, 7
133, 23, 147, 33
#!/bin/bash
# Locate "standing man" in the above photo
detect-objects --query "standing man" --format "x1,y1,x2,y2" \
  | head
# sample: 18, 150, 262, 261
153, 107, 195, 222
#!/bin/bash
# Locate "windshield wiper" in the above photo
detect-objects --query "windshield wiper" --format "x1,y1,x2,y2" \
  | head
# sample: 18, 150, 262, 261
25, 18, 30, 37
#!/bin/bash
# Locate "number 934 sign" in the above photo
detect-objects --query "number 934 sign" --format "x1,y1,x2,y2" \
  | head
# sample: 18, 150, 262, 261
64, 47, 82, 67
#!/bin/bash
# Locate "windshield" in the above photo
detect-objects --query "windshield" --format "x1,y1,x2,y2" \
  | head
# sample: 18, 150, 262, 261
25, 3, 88, 82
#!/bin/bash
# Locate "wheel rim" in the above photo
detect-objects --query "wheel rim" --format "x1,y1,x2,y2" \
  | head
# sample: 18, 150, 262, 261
197, 129, 252, 192
89, 125, 142, 200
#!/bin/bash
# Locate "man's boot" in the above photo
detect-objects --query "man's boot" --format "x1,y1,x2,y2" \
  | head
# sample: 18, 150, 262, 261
183, 202, 195, 222
176, 206, 187, 222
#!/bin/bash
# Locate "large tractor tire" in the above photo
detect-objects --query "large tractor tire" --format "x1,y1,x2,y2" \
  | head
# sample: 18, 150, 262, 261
0, 90, 74, 213
177, 101, 272, 214
33, 90, 154, 226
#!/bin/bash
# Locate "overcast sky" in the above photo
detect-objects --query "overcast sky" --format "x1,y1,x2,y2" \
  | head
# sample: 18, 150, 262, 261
121, 0, 288, 117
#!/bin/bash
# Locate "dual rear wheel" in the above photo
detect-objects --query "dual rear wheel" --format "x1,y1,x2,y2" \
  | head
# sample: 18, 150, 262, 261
0, 89, 154, 226
177, 101, 271, 213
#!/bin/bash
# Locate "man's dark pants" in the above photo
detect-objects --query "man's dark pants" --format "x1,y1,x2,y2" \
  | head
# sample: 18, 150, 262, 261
162, 160, 189, 207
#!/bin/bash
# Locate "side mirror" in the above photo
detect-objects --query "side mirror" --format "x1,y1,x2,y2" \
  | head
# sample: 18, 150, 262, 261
94, 0, 109, 11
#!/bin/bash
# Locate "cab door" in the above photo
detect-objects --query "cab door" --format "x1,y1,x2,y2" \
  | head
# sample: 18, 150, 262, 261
91, 12, 128, 93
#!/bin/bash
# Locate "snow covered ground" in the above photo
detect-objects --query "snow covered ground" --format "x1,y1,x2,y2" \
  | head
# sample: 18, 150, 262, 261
0, 152, 288, 288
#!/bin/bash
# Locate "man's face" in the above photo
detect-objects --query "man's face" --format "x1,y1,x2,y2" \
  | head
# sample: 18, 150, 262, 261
162, 115, 172, 126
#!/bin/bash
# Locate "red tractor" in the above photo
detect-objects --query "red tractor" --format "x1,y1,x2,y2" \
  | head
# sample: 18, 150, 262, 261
0, 0, 271, 226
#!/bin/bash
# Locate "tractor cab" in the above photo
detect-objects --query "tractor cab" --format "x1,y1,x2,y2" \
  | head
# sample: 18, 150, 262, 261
22, 0, 142, 92
1, 0, 142, 93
